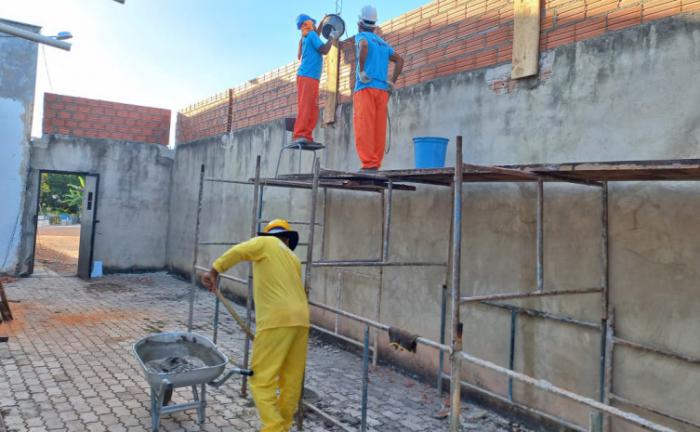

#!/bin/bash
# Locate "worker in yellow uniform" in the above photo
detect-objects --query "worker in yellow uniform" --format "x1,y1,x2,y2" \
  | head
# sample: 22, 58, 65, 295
200, 219, 308, 432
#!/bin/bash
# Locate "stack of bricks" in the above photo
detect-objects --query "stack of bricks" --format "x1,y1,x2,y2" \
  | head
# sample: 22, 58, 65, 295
43, 93, 171, 145
177, 0, 699, 144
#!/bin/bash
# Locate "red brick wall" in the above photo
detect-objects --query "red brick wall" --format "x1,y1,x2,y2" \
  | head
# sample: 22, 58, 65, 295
177, 0, 698, 144
43, 93, 171, 145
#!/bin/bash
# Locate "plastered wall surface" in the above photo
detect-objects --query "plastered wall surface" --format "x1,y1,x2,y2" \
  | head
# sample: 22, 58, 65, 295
167, 16, 700, 430
0, 20, 38, 274
19, 135, 174, 274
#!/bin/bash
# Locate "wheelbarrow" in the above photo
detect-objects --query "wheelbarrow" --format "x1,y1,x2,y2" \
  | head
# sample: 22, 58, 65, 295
133, 332, 253, 431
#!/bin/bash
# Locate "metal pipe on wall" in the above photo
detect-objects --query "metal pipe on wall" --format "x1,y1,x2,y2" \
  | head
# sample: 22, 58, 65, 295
374, 180, 393, 366
536, 179, 544, 291
437, 284, 448, 395
241, 157, 261, 397
508, 309, 517, 401
479, 301, 601, 330
308, 300, 451, 352
213, 292, 220, 344
601, 182, 610, 319
188, 164, 205, 331
438, 183, 456, 396
610, 393, 700, 429
297, 157, 321, 431
458, 350, 675, 432
360, 326, 370, 432
603, 310, 615, 432
459, 287, 603, 304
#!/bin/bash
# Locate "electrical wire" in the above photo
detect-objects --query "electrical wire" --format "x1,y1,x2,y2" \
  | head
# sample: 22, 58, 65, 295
41, 45, 53, 89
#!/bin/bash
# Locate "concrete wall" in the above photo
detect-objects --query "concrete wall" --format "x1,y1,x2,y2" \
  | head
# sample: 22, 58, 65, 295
168, 16, 700, 431
18, 135, 174, 274
0, 19, 39, 274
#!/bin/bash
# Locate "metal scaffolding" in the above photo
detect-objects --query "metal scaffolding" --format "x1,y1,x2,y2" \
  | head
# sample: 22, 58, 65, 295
186, 139, 700, 431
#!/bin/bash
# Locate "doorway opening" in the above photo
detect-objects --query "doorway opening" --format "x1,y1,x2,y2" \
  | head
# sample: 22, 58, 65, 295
33, 171, 98, 278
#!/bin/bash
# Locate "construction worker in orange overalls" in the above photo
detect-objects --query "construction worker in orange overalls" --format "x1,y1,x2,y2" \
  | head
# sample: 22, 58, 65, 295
201, 219, 308, 432
293, 14, 337, 144
353, 5, 404, 172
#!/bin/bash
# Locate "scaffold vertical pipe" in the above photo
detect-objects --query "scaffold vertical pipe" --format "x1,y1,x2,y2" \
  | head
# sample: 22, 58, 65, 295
438, 284, 448, 395
374, 180, 393, 367
603, 310, 615, 432
241, 156, 261, 397
449, 136, 464, 431
438, 182, 455, 395
304, 157, 321, 294
213, 292, 220, 343
598, 181, 610, 428
601, 182, 609, 318
361, 325, 371, 432
508, 309, 517, 401
536, 179, 544, 291
297, 157, 321, 431
188, 164, 205, 332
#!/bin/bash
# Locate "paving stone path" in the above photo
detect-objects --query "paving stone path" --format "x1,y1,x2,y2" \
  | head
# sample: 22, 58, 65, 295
0, 271, 534, 431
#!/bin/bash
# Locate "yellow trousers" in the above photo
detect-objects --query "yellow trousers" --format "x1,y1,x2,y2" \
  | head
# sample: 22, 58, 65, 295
250, 326, 309, 432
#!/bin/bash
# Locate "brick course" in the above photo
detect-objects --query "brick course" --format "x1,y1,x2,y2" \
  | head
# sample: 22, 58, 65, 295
177, 0, 697, 144
43, 93, 171, 145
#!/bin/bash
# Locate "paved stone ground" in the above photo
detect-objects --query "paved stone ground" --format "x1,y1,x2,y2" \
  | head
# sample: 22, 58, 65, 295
0, 271, 534, 432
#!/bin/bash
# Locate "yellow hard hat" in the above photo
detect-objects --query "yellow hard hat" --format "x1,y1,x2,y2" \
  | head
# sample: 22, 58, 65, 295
259, 219, 299, 250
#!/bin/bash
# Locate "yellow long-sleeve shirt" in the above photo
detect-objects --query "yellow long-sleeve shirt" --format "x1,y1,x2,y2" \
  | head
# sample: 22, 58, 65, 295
212, 236, 309, 332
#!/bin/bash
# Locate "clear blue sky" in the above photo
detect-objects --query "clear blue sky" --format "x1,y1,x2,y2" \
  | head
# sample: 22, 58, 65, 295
3, 0, 426, 139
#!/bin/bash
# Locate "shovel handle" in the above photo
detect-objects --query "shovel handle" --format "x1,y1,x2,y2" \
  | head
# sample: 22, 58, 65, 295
214, 289, 256, 341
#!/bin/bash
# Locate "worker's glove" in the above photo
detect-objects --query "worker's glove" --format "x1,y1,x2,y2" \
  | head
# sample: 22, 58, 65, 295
359, 71, 371, 84
387, 81, 395, 94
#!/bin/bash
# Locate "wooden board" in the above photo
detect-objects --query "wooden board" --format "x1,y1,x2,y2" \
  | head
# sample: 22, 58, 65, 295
512, 0, 541, 79
278, 159, 700, 186
323, 43, 340, 125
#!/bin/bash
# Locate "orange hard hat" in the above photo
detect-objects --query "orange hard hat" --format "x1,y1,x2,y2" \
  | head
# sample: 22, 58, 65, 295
259, 219, 299, 250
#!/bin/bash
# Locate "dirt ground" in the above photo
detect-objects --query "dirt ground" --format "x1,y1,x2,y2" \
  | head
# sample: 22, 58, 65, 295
34, 225, 80, 275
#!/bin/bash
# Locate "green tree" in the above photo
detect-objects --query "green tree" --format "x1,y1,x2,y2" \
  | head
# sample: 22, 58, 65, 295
61, 177, 85, 210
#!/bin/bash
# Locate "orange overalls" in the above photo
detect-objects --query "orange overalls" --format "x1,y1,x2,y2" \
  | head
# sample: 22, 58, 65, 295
353, 88, 389, 169
293, 20, 323, 143
293, 76, 319, 142
353, 31, 395, 169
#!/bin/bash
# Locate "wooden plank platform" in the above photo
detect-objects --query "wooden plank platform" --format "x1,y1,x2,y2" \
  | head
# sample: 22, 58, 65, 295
277, 159, 700, 187
255, 177, 416, 192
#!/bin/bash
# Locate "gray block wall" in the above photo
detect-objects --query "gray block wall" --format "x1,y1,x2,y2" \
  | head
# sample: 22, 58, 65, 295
167, 16, 700, 430
0, 19, 39, 274
19, 135, 174, 274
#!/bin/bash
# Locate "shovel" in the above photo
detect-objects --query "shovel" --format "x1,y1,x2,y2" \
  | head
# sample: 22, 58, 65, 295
213, 288, 256, 341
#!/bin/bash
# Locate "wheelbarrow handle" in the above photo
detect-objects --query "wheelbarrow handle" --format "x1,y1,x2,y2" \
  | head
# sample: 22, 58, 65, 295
208, 368, 254, 388
232, 367, 254, 377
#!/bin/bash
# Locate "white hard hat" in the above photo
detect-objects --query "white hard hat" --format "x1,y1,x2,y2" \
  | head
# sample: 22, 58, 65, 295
358, 5, 378, 28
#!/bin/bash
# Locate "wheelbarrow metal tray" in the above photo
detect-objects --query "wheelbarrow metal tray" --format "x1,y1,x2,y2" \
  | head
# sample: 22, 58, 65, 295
133, 332, 227, 388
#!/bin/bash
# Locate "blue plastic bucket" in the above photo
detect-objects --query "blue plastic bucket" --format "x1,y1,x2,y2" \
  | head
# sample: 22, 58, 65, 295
91, 261, 103, 278
413, 136, 449, 169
